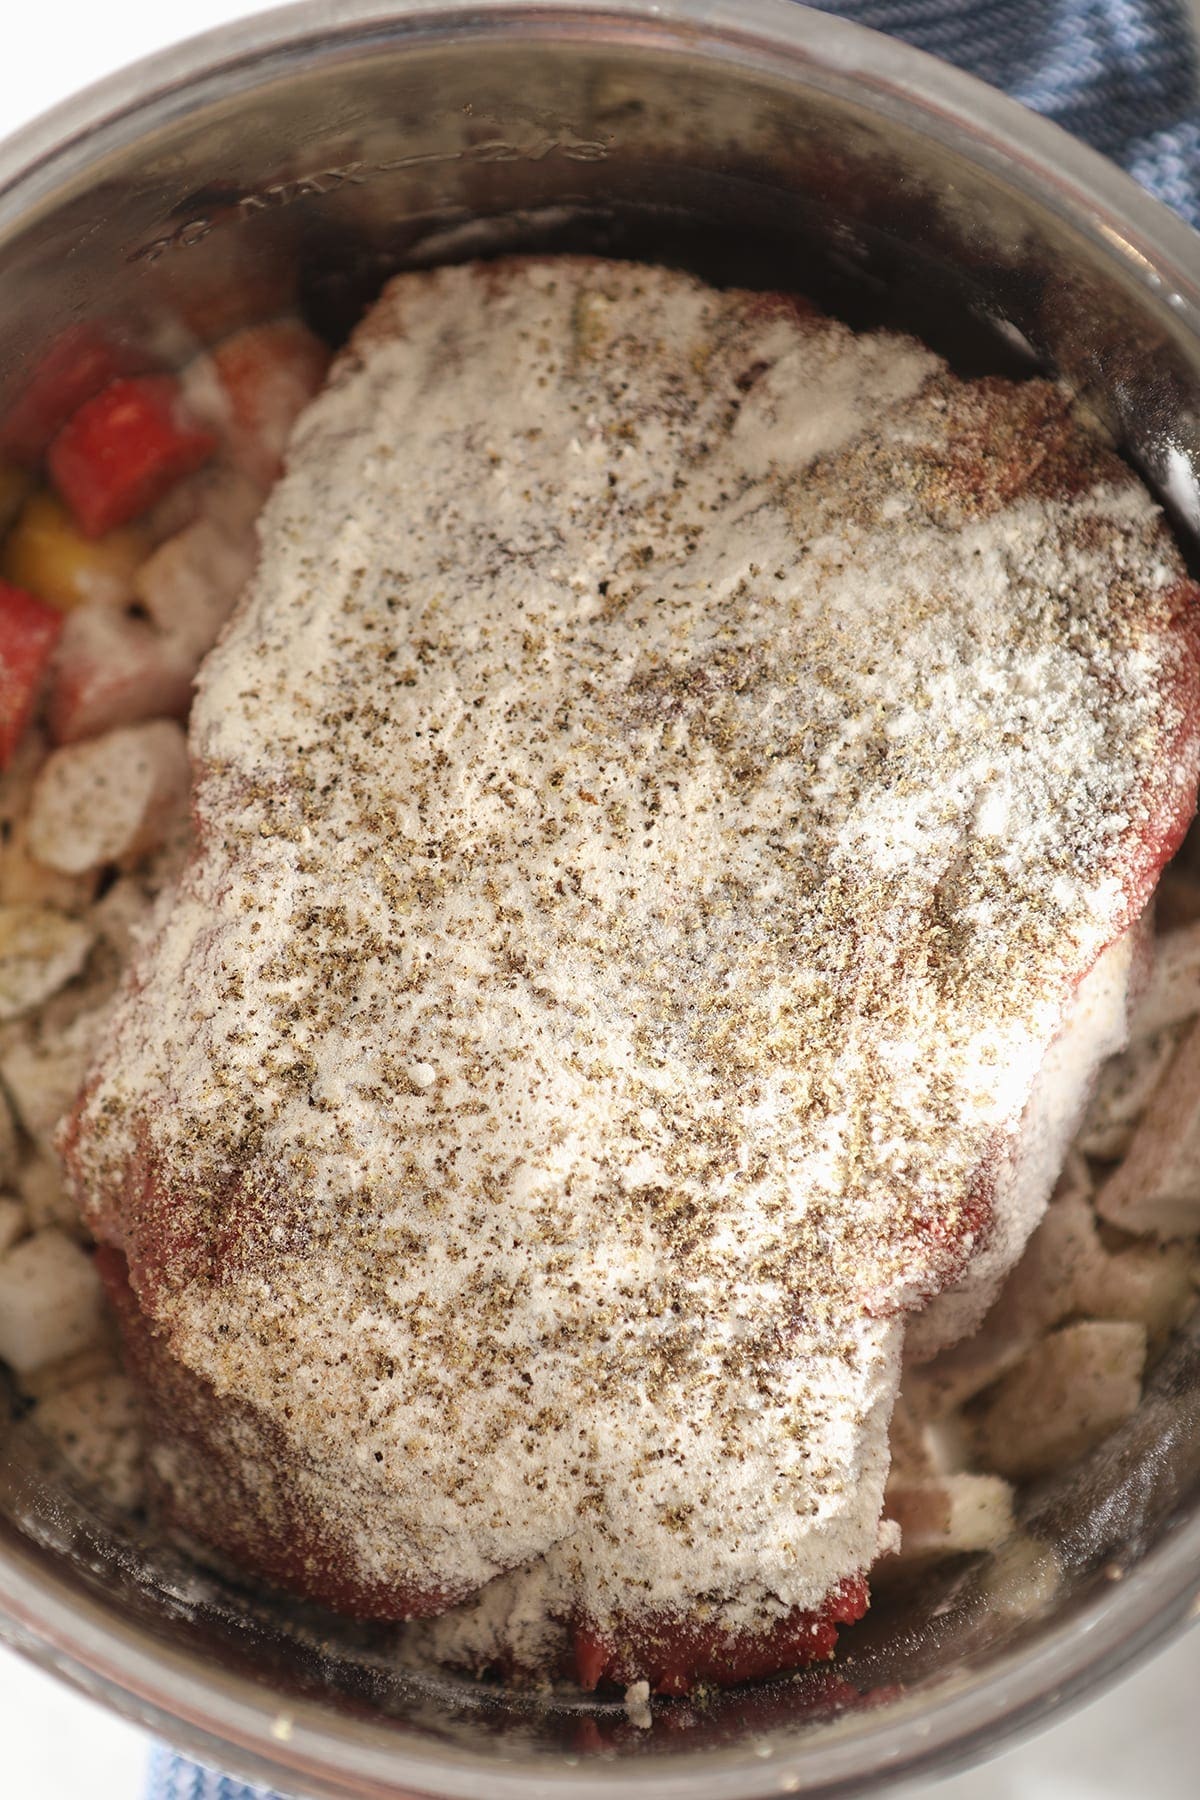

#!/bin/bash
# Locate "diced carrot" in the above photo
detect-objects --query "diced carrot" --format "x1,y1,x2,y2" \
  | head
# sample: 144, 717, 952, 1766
48, 377, 216, 538
3, 491, 147, 612
185, 318, 330, 487
0, 582, 63, 769
48, 607, 193, 746
0, 327, 146, 467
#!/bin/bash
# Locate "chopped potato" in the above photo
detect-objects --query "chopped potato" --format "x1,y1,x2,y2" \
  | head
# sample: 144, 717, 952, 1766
134, 513, 257, 664
142, 462, 263, 546
0, 903, 93, 1021
881, 1473, 1014, 1571
903, 1324, 1034, 1421
0, 711, 99, 915
2, 1005, 111, 1155
922, 1412, 974, 1476
1097, 1016, 1200, 1238
0, 814, 98, 914
1078, 1027, 1181, 1161
90, 874, 153, 961
0, 728, 46, 835
0, 1229, 103, 1374
27, 720, 190, 876
16, 1333, 120, 1400
900, 1169, 1095, 1417
887, 1393, 935, 1482
976, 1534, 1063, 1618
17, 1153, 79, 1235
1076, 1241, 1196, 1343
972, 1321, 1146, 1482
183, 318, 330, 487
48, 606, 193, 745
32, 1371, 144, 1510
1128, 921, 1200, 1041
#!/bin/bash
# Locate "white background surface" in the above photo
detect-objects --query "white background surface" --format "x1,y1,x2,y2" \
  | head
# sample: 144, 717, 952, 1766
3, 3, 1200, 1796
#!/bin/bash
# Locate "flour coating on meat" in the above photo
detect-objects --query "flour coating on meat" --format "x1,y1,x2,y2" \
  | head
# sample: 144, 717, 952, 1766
67, 259, 1200, 1643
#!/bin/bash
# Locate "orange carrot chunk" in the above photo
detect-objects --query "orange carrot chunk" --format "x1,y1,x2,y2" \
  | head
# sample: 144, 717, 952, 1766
48, 377, 216, 538
0, 326, 146, 467
0, 580, 63, 768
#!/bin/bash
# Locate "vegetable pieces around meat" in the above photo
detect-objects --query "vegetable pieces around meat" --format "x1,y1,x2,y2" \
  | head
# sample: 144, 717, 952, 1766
0, 326, 146, 468
48, 377, 216, 538
3, 491, 147, 613
184, 318, 331, 488
47, 608, 193, 747
0, 581, 63, 769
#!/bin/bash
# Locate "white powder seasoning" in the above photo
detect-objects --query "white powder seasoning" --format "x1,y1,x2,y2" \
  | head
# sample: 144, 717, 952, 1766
66, 260, 1200, 1666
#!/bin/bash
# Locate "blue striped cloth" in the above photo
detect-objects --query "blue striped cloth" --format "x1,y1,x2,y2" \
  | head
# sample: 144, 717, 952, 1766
831, 0, 1200, 223
146, 1, 1200, 1796
146, 1745, 278, 1800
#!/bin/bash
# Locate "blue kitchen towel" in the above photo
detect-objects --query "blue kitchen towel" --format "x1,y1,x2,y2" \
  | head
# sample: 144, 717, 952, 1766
146, 1744, 279, 1800
144, 2, 1200, 1797
830, 0, 1200, 223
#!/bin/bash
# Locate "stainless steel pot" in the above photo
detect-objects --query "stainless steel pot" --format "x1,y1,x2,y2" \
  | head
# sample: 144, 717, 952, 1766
3, 4, 1200, 1795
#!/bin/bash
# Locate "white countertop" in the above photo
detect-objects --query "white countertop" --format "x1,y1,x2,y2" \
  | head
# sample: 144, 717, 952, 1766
3, 4, 1200, 1795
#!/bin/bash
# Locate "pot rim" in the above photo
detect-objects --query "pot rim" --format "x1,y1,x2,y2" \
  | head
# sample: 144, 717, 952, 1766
2, 4, 1199, 1795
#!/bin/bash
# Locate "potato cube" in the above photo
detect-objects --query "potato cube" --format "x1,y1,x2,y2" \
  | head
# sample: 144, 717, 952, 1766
184, 318, 330, 487
90, 874, 153, 961
972, 1321, 1146, 1481
887, 1393, 934, 1482
32, 1371, 144, 1510
0, 904, 93, 1021
0, 728, 46, 836
27, 720, 189, 875
134, 513, 257, 663
1076, 1243, 1196, 1343
0, 814, 98, 914
903, 1320, 1033, 1421
48, 606, 193, 745
1096, 1016, 1200, 1237
16, 1154, 78, 1234
17, 1333, 119, 1400
2, 1004, 111, 1154
975, 1534, 1063, 1618
143, 463, 264, 546
902, 1170, 1095, 1417
1078, 1027, 1181, 1161
0, 1229, 103, 1373
1127, 922, 1200, 1040
882, 1473, 1014, 1570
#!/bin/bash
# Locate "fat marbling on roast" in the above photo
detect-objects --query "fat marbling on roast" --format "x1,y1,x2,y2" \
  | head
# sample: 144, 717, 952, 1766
63, 258, 1200, 1694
